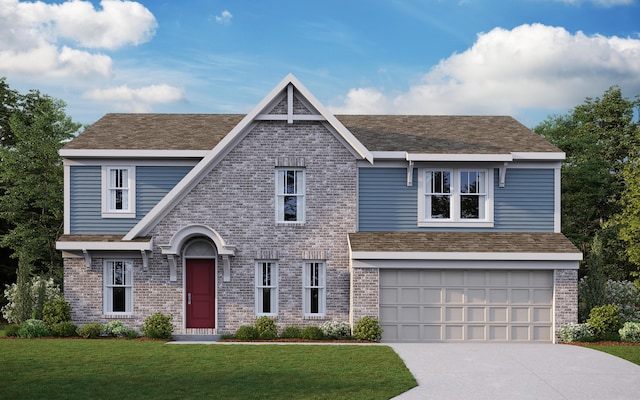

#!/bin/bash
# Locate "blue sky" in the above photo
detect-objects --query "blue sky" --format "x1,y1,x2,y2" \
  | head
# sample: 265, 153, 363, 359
1, 0, 639, 128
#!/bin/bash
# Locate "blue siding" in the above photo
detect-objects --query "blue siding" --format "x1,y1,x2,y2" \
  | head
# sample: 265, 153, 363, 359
70, 165, 192, 234
358, 167, 555, 232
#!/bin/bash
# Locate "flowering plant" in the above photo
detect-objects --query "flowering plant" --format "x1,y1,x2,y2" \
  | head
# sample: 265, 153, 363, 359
557, 323, 595, 343
320, 321, 351, 339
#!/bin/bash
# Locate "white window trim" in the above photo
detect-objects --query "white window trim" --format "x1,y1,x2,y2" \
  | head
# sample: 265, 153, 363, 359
302, 261, 326, 316
275, 168, 306, 224
418, 168, 494, 227
103, 259, 134, 316
255, 261, 278, 316
101, 166, 136, 218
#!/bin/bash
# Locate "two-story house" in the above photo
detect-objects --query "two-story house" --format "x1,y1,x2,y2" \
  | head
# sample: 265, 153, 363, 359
56, 74, 581, 342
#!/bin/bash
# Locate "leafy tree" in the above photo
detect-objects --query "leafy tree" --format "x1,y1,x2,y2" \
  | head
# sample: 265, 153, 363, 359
0, 92, 80, 283
534, 86, 640, 279
616, 155, 640, 269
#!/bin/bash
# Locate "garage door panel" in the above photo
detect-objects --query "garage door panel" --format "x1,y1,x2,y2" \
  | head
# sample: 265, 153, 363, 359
380, 269, 553, 342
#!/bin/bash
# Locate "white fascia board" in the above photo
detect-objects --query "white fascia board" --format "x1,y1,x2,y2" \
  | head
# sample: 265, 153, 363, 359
511, 152, 566, 160
351, 251, 583, 261
407, 154, 513, 162
352, 259, 580, 270
60, 149, 209, 158
370, 151, 408, 160
56, 240, 153, 251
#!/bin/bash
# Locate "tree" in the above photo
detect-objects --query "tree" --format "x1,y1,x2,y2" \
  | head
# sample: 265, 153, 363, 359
616, 155, 640, 270
534, 86, 640, 279
0, 93, 80, 283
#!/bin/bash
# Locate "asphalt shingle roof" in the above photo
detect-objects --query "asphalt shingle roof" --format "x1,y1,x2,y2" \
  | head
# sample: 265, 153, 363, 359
348, 232, 581, 254
63, 113, 561, 154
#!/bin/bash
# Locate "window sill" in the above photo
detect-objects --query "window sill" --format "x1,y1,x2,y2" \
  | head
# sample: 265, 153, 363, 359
103, 314, 135, 319
302, 315, 328, 320
102, 212, 136, 219
417, 221, 494, 228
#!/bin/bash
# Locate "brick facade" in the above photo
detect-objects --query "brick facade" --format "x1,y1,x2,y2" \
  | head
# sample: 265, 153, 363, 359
554, 268, 578, 339
349, 267, 380, 325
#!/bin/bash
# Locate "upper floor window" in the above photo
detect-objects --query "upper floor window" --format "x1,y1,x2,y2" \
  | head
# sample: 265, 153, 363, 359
276, 169, 305, 223
102, 166, 135, 218
104, 260, 133, 315
255, 261, 278, 316
418, 168, 493, 227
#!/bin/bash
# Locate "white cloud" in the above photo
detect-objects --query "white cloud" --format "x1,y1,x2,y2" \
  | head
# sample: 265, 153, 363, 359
0, 0, 156, 78
558, 0, 635, 7
331, 24, 640, 117
215, 10, 233, 25
84, 84, 185, 112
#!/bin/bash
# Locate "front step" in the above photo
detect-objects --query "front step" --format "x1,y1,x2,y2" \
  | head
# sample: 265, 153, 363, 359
172, 334, 221, 342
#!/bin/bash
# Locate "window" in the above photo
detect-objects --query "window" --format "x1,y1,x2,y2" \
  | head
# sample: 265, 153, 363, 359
255, 261, 278, 316
104, 260, 133, 314
276, 169, 305, 223
102, 166, 135, 217
419, 168, 492, 227
302, 261, 325, 316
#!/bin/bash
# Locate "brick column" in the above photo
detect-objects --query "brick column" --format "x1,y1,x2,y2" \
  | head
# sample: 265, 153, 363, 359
554, 269, 578, 340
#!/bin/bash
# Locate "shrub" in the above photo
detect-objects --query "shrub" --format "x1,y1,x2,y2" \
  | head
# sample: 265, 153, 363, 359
588, 304, 622, 340
254, 316, 278, 340
604, 280, 640, 322
280, 325, 302, 339
103, 320, 138, 338
620, 322, 640, 343
42, 297, 72, 327
300, 326, 325, 340
2, 276, 63, 324
17, 319, 50, 338
50, 321, 78, 337
141, 313, 173, 339
78, 322, 103, 339
320, 321, 351, 339
354, 317, 383, 342
557, 323, 595, 343
4, 324, 20, 337
236, 325, 259, 341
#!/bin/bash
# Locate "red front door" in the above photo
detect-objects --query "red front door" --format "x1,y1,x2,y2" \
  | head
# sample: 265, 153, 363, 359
186, 258, 215, 328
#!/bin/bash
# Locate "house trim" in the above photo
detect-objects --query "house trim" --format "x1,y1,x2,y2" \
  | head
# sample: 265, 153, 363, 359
350, 251, 583, 262
60, 149, 209, 158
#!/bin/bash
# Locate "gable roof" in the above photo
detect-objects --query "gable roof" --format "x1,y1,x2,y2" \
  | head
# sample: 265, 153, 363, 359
122, 73, 372, 240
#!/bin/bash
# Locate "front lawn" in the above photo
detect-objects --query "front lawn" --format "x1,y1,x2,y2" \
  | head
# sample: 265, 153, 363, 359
586, 343, 640, 366
0, 339, 416, 399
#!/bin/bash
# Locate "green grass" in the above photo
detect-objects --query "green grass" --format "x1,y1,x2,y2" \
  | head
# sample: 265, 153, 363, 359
0, 324, 8, 337
586, 344, 640, 366
0, 339, 416, 399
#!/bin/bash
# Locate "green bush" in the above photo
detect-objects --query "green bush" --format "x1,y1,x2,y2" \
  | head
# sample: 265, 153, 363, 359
254, 316, 278, 340
50, 321, 78, 337
620, 322, 640, 343
78, 322, 103, 339
354, 317, 383, 342
300, 326, 325, 340
141, 313, 173, 339
4, 324, 20, 337
557, 323, 595, 343
2, 276, 62, 324
320, 321, 351, 339
103, 320, 139, 338
17, 319, 50, 338
42, 297, 72, 327
236, 325, 259, 341
280, 325, 302, 339
587, 304, 622, 340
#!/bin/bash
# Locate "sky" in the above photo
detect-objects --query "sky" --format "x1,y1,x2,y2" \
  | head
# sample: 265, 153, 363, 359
1, 0, 639, 129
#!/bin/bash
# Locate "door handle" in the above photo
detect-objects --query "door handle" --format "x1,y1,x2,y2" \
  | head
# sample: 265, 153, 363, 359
188, 293, 191, 305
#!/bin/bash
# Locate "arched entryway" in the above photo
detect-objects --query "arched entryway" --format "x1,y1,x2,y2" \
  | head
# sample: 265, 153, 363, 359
184, 239, 216, 329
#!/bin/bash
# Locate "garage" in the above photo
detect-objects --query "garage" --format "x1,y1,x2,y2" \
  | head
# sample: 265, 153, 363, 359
379, 269, 554, 342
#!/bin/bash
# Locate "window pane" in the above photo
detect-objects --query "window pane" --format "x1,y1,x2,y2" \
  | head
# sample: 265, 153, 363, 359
431, 195, 451, 219
310, 288, 319, 314
461, 171, 484, 194
284, 196, 297, 221
262, 289, 272, 313
113, 262, 124, 285
460, 195, 480, 218
285, 170, 296, 194
112, 287, 126, 312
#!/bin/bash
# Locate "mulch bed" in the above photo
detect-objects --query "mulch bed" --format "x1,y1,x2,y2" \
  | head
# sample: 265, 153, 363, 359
565, 341, 640, 346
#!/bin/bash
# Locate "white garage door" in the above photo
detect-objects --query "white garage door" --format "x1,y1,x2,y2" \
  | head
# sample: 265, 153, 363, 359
380, 269, 553, 342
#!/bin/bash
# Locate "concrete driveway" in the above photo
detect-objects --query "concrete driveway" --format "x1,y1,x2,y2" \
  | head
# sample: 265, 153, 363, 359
389, 343, 640, 400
